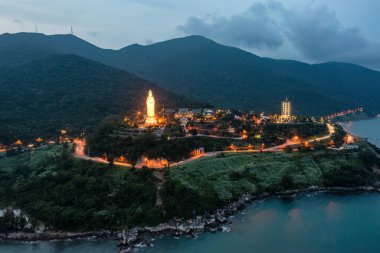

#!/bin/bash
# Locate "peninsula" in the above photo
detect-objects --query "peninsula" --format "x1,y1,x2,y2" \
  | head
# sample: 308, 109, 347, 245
1, 90, 379, 253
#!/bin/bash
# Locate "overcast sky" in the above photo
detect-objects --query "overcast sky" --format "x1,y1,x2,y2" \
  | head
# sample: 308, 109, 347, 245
1, 0, 380, 69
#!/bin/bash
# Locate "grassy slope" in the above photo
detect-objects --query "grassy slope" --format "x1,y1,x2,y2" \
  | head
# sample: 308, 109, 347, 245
168, 153, 323, 199
163, 149, 379, 218
0, 145, 62, 172
169, 154, 259, 201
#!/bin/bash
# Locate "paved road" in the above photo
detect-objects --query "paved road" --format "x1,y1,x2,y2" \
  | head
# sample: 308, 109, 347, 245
73, 123, 335, 168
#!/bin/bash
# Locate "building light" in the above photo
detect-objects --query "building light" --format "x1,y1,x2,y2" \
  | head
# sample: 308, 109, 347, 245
280, 97, 292, 121
292, 136, 300, 142
345, 134, 354, 144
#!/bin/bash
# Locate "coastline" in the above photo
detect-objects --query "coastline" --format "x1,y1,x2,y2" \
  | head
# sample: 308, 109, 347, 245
339, 117, 380, 148
337, 114, 380, 125
3, 186, 378, 250
117, 186, 380, 252
332, 112, 379, 123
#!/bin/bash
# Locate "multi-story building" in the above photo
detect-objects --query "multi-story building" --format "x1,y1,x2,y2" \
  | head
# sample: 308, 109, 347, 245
281, 97, 292, 118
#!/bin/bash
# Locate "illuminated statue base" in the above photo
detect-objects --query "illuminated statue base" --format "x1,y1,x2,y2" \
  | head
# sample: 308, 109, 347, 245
145, 116, 157, 126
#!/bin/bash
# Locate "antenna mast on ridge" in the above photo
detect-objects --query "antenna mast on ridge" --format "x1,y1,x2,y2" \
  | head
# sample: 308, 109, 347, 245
70, 26, 74, 35
35, 25, 38, 33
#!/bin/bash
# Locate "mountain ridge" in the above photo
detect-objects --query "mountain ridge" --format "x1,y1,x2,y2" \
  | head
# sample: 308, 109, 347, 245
1, 32, 380, 116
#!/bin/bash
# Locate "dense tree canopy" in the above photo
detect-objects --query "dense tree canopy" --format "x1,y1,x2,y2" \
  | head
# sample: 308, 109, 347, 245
0, 55, 204, 144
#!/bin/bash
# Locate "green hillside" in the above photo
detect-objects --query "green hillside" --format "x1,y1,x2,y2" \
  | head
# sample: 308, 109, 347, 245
0, 54, 202, 144
1, 144, 379, 231
163, 150, 379, 218
0, 145, 162, 231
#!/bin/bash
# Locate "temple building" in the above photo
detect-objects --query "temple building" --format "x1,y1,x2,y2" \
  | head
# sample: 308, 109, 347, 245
145, 90, 157, 125
281, 97, 292, 119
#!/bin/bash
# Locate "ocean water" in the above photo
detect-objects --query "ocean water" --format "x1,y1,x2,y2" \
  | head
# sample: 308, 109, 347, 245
340, 117, 380, 147
141, 193, 380, 253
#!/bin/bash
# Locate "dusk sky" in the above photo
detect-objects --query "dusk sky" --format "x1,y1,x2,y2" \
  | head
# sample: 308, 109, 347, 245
1, 0, 380, 69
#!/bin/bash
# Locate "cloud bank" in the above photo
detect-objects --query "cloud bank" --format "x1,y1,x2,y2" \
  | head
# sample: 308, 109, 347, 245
178, 1, 380, 69
178, 3, 283, 50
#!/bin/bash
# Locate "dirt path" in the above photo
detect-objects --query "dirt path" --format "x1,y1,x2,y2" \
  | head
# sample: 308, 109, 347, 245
152, 171, 165, 207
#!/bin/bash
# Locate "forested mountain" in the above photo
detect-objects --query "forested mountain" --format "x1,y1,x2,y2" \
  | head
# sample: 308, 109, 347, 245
0, 32, 110, 67
0, 54, 201, 144
1, 33, 380, 116
114, 36, 380, 116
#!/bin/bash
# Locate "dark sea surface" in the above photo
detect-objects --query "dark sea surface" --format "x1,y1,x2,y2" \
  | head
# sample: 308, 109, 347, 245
140, 193, 380, 253
340, 117, 380, 147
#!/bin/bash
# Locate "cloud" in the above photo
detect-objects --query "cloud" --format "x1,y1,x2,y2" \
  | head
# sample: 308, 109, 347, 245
178, 1, 380, 69
13, 18, 24, 26
279, 4, 372, 62
281, 2, 380, 69
178, 3, 284, 50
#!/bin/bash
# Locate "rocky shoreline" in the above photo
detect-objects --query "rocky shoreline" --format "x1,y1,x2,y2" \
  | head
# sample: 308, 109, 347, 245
117, 185, 380, 253
1, 186, 378, 250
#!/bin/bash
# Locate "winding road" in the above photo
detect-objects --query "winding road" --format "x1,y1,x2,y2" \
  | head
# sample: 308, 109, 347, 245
73, 124, 335, 169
